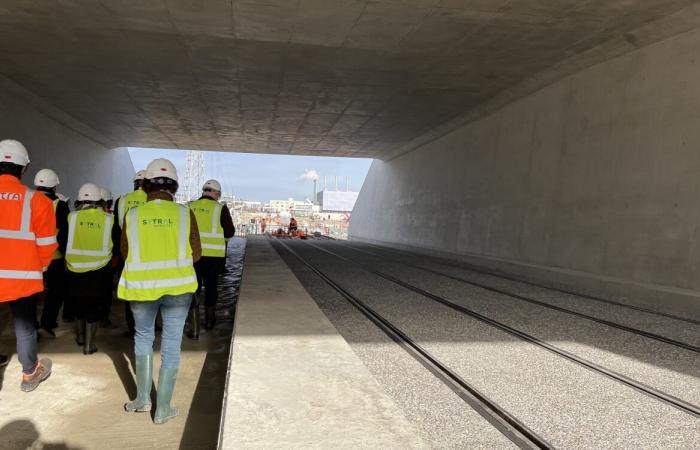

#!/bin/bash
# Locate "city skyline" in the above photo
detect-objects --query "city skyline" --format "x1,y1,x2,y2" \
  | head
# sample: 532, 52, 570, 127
128, 148, 373, 202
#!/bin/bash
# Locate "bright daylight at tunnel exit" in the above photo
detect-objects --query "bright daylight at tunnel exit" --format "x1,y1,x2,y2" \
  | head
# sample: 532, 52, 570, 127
1, 2, 700, 450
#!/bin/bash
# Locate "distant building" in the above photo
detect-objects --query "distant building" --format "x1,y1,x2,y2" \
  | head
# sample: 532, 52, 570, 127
265, 198, 319, 216
316, 190, 359, 212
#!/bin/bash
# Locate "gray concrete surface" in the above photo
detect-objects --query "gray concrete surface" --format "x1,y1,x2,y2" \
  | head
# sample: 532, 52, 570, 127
219, 237, 427, 450
287, 241, 700, 449
0, 75, 133, 199
350, 22, 700, 315
0, 2, 698, 157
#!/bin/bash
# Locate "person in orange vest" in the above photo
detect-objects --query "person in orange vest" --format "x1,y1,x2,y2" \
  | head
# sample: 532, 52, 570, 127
34, 168, 70, 338
0, 139, 56, 392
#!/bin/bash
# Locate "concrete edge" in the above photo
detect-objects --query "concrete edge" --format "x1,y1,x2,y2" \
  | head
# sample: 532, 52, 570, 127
217, 238, 248, 450
349, 236, 700, 319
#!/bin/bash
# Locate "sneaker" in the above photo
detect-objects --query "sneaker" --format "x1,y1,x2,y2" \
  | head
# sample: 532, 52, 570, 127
0, 354, 9, 368
20, 358, 52, 392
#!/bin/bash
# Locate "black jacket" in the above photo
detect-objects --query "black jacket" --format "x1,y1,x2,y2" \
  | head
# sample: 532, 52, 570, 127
41, 191, 69, 256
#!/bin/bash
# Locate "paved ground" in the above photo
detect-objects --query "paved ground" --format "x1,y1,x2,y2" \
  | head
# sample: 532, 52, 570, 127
0, 238, 244, 450
220, 237, 430, 450
278, 239, 700, 449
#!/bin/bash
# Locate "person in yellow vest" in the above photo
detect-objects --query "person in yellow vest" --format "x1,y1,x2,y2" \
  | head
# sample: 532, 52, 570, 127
120, 158, 201, 425
187, 179, 234, 337
34, 169, 70, 338
113, 170, 147, 336
65, 183, 114, 355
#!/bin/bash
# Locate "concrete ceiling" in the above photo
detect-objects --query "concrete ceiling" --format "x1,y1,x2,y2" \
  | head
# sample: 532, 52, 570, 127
0, 1, 696, 159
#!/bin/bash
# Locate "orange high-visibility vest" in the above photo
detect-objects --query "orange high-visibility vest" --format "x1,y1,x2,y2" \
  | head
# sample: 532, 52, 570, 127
0, 174, 57, 302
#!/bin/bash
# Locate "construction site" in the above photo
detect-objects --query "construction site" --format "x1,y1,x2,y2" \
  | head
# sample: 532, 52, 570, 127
2, 1, 700, 449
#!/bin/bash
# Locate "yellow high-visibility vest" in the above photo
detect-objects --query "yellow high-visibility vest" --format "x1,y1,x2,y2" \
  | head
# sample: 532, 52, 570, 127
118, 200, 197, 301
52, 199, 63, 260
188, 198, 226, 258
117, 189, 147, 227
65, 208, 113, 273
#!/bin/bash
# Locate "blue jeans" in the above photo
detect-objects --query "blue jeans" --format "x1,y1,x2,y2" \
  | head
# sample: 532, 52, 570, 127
130, 294, 191, 369
9, 294, 39, 374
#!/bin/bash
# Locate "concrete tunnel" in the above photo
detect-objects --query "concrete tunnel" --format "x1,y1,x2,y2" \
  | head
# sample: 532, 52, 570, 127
1, 1, 700, 449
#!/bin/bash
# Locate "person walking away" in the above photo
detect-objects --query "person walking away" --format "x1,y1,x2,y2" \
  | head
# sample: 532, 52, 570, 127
113, 170, 147, 336
187, 179, 234, 337
98, 186, 116, 327
0, 139, 55, 391
288, 217, 298, 236
120, 158, 201, 424
101, 187, 114, 212
64, 183, 114, 355
34, 169, 69, 337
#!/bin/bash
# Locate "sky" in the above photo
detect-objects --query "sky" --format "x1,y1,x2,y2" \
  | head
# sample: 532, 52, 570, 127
128, 148, 374, 202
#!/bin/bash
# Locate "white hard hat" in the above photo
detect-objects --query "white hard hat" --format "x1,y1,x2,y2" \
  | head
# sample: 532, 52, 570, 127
34, 168, 60, 188
145, 158, 178, 182
77, 183, 103, 202
0, 139, 30, 166
202, 179, 221, 192
56, 193, 69, 202
100, 187, 113, 201
134, 170, 147, 181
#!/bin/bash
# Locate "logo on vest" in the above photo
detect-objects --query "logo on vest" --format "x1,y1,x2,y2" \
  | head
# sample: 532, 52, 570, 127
142, 218, 175, 227
0, 192, 21, 201
79, 221, 102, 229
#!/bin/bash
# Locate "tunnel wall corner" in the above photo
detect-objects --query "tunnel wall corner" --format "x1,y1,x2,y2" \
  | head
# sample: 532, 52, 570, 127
349, 27, 700, 316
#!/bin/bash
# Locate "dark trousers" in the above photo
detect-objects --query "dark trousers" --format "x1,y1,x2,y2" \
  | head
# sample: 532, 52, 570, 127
66, 267, 109, 325
73, 296, 101, 323
9, 294, 39, 374
194, 258, 224, 307
99, 267, 115, 322
40, 258, 68, 328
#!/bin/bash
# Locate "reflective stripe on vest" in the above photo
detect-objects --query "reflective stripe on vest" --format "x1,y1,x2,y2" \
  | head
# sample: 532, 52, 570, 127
117, 189, 147, 227
52, 199, 62, 260
118, 201, 197, 301
189, 199, 225, 257
0, 269, 43, 280
65, 209, 113, 273
0, 188, 35, 241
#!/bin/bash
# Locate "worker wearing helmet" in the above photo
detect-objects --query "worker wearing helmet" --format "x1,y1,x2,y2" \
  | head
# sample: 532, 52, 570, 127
120, 158, 201, 424
113, 170, 147, 336
65, 183, 115, 355
0, 139, 56, 392
187, 179, 235, 337
100, 187, 114, 213
33, 168, 71, 337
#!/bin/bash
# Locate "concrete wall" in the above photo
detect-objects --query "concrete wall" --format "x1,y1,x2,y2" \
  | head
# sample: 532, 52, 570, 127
350, 27, 700, 316
0, 77, 133, 200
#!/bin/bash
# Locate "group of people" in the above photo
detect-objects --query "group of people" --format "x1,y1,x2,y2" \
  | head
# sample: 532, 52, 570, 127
0, 139, 234, 425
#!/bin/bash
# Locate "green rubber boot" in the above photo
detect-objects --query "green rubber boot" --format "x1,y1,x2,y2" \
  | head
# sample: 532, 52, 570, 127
75, 320, 86, 346
154, 367, 179, 424
124, 355, 153, 412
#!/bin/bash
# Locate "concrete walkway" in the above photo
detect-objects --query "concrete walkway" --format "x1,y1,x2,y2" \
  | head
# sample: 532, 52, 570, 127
219, 237, 427, 450
0, 238, 244, 450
